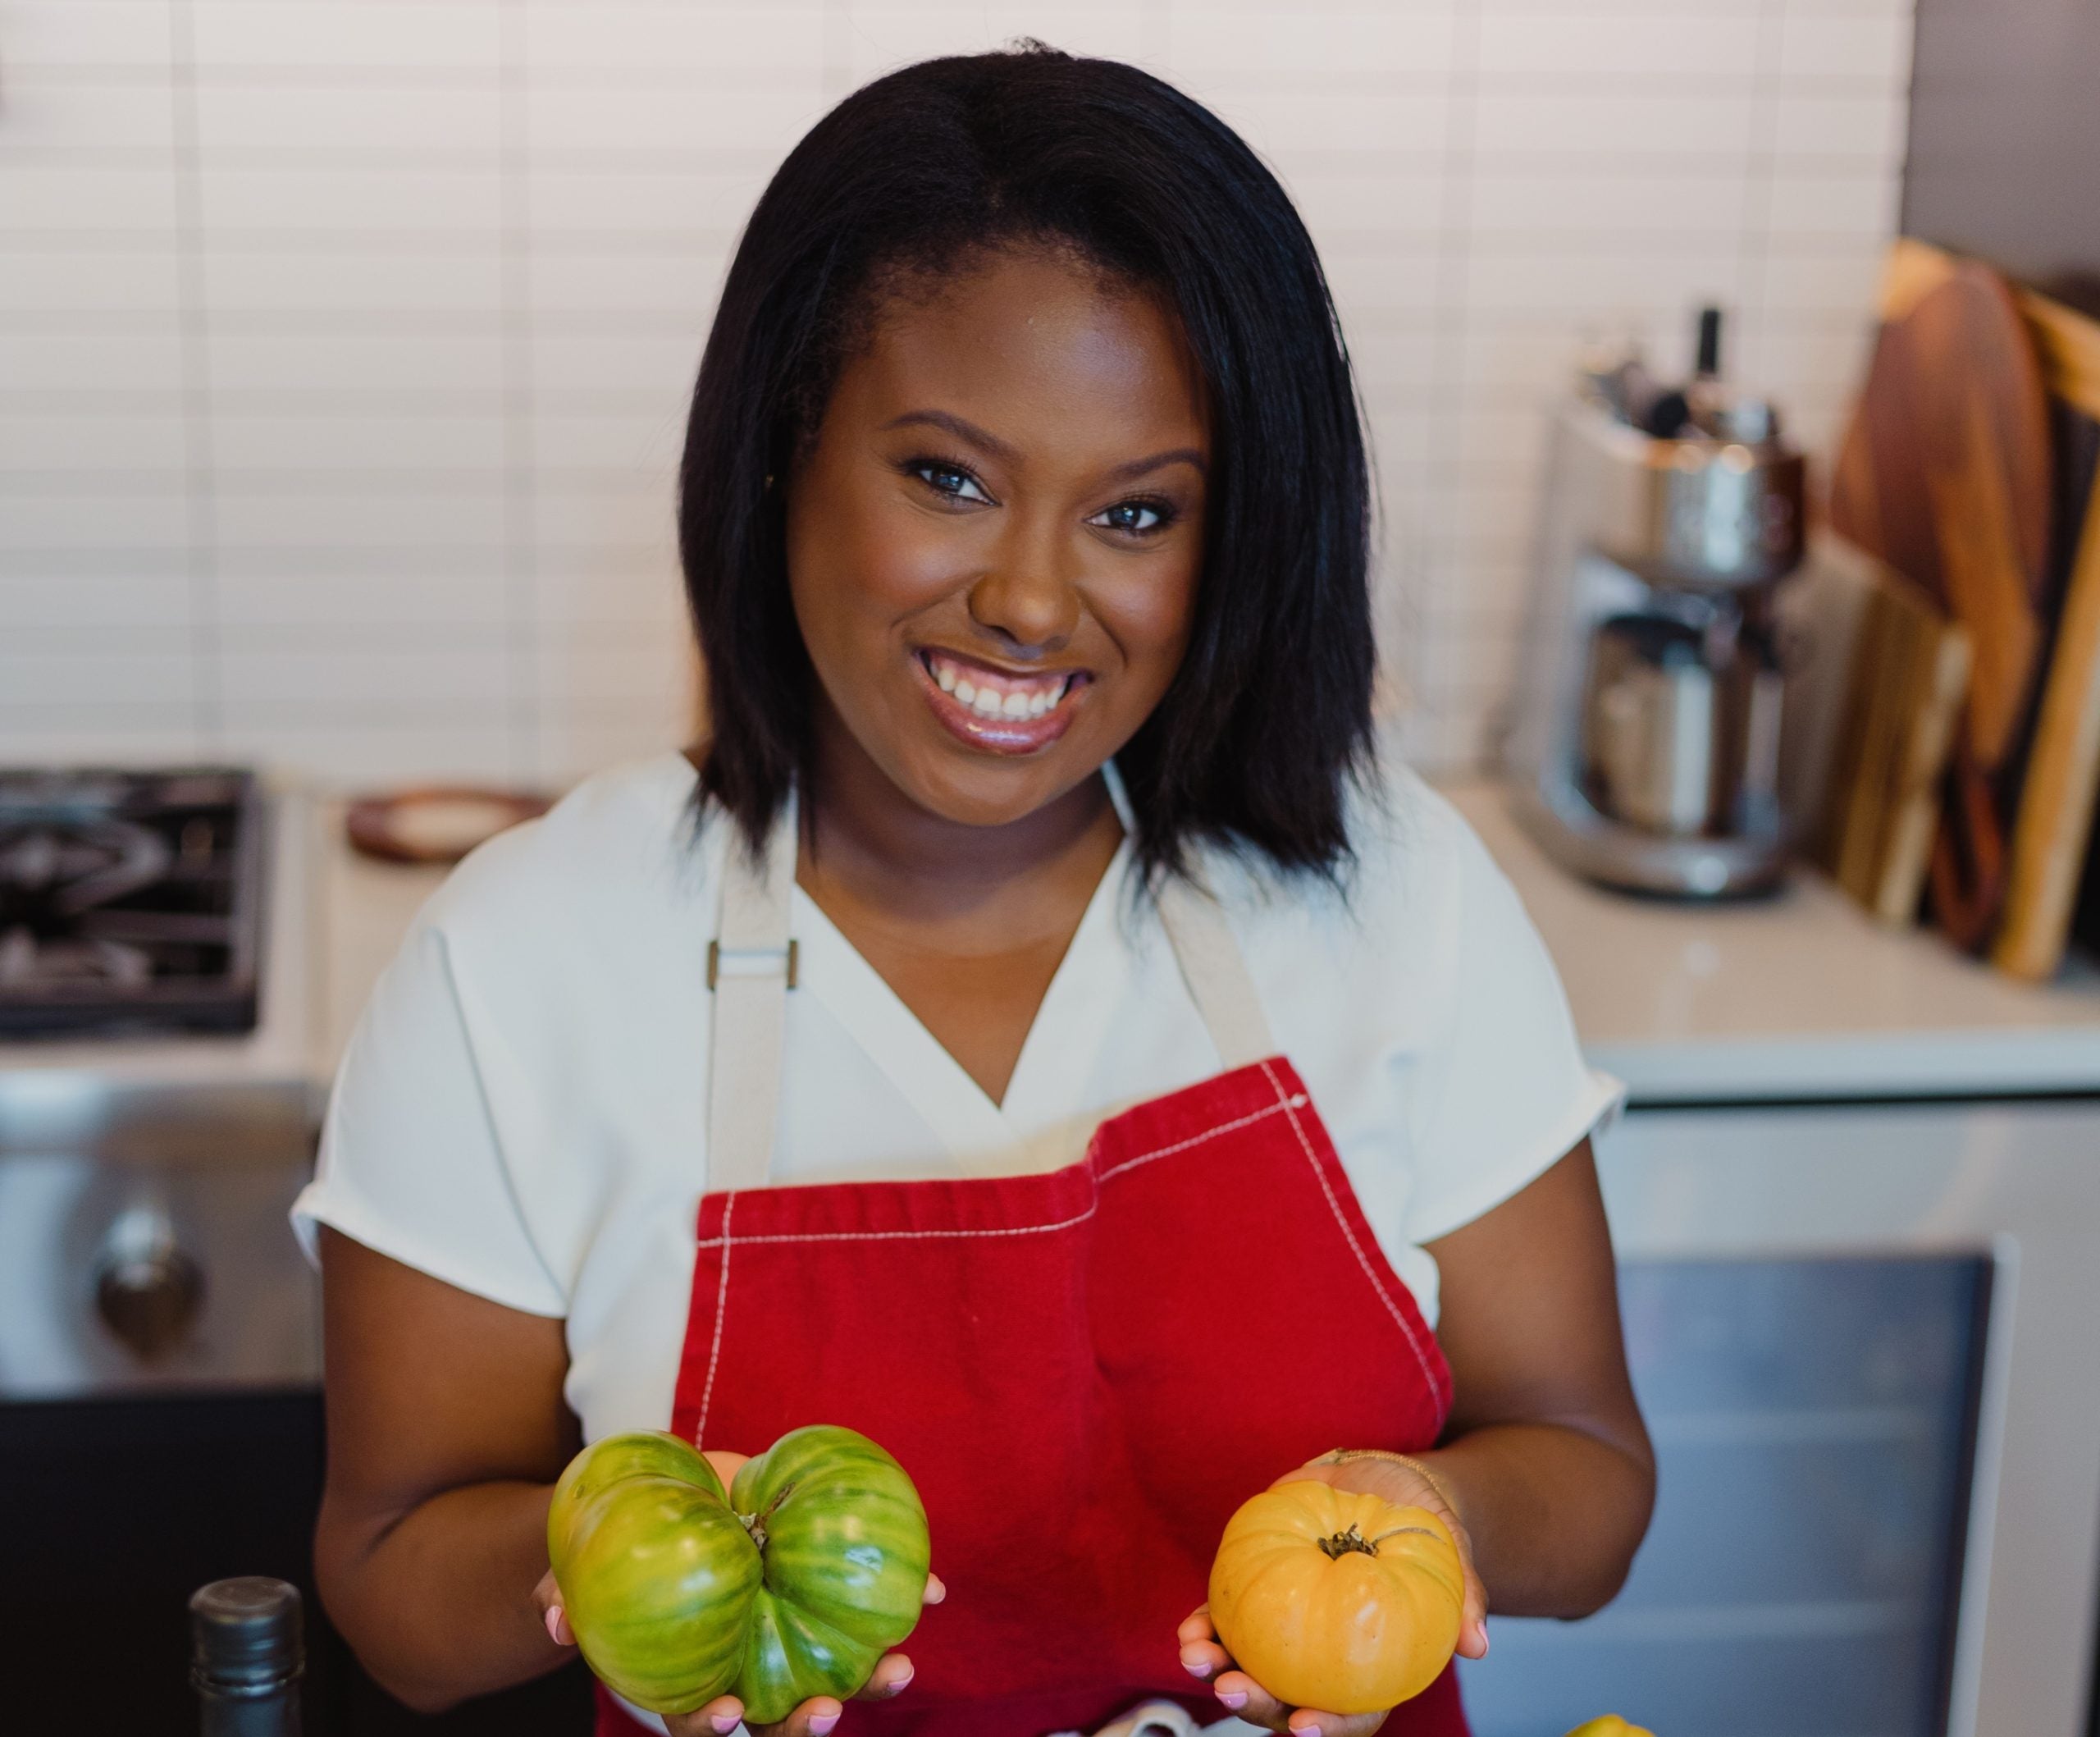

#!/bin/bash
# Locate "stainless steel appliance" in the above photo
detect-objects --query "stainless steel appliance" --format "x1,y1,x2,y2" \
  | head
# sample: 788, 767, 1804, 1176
1506, 327, 1808, 896
0, 772, 588, 1733
1449, 1089, 2100, 1737
1466, 1248, 1992, 1737
0, 770, 329, 1725
0, 769, 313, 1401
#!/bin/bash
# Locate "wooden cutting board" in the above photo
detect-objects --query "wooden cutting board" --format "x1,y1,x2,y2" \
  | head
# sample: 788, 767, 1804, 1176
1996, 295, 2100, 978
1829, 253, 2054, 948
1815, 550, 1974, 926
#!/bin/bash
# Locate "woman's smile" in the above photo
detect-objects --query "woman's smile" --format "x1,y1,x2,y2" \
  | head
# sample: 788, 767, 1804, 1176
914, 647, 1092, 755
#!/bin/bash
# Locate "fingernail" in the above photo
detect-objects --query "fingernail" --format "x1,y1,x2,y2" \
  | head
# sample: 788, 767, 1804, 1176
1217, 1689, 1247, 1711
1296, 1725, 1322, 1737
810, 1716, 840, 1735
888, 1668, 914, 1695
1180, 1647, 1211, 1677
710, 1716, 739, 1734
545, 1607, 565, 1643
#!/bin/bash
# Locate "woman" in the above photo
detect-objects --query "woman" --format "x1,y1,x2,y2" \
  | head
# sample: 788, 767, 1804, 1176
299, 44, 1654, 1737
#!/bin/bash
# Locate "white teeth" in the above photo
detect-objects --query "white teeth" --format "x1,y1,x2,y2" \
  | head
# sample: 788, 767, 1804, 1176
930, 655, 1076, 725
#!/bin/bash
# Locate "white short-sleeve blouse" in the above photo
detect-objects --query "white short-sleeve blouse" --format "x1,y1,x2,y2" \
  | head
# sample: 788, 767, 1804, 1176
294, 744, 1621, 1447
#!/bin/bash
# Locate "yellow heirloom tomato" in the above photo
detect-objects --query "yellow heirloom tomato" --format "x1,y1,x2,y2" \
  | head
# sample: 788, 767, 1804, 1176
1208, 1479, 1465, 1715
1566, 1720, 1655, 1737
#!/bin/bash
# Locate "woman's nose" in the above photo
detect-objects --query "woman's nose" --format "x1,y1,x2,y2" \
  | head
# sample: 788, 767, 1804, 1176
966, 520, 1082, 652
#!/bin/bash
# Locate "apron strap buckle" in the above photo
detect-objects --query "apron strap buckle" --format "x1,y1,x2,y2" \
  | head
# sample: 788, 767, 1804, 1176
707, 938, 798, 991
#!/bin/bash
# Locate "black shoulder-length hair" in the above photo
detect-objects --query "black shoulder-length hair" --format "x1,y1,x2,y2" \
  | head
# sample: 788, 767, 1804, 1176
680, 42, 1376, 881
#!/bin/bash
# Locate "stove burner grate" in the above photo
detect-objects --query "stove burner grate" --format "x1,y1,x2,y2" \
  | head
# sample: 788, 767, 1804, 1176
0, 769, 262, 1038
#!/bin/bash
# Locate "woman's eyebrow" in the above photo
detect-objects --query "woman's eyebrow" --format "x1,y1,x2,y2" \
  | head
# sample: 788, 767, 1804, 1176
879, 409, 1018, 461
1102, 446, 1206, 482
879, 409, 1206, 482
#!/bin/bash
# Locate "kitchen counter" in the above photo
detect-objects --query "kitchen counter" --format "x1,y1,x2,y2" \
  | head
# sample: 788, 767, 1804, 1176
11, 780, 2086, 1117
305, 784, 2100, 1111
1442, 782, 2100, 1104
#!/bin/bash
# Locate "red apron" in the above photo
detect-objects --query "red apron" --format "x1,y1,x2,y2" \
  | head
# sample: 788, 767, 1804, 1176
596, 792, 1468, 1737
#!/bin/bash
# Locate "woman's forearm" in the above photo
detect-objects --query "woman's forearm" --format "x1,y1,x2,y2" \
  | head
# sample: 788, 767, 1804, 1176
315, 1478, 567, 1713
1422, 1422, 1655, 1620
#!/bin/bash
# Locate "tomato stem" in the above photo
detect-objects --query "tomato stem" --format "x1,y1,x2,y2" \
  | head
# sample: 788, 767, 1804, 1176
737, 1479, 797, 1555
1317, 1524, 1378, 1560
1317, 1522, 1441, 1559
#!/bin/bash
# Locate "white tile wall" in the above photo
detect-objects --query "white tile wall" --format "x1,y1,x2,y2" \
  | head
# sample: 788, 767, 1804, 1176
0, 0, 1914, 784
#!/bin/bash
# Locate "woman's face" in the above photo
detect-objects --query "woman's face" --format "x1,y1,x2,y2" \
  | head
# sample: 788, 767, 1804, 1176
785, 248, 1209, 830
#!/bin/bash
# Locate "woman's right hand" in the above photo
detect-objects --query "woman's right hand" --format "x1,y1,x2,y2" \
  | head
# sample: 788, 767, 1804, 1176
536, 1442, 946, 1737
1176, 1604, 1390, 1737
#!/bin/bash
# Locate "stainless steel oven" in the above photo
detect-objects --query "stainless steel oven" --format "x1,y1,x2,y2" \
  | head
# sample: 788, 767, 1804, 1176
0, 774, 589, 1732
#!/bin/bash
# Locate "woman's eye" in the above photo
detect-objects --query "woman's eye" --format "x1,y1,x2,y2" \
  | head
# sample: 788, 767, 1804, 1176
1091, 499, 1172, 535
909, 461, 992, 505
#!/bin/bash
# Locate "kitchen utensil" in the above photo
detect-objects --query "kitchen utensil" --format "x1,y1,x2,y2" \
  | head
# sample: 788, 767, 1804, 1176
344, 785, 550, 866
1814, 544, 1974, 925
1507, 309, 1807, 898
1582, 611, 1781, 839
1997, 289, 2100, 978
1828, 254, 2053, 948
1584, 615, 1721, 834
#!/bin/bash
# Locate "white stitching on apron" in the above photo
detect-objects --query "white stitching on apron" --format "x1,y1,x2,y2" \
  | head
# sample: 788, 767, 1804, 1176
693, 1192, 733, 1447
691, 1090, 1308, 1255
1262, 1058, 1447, 1413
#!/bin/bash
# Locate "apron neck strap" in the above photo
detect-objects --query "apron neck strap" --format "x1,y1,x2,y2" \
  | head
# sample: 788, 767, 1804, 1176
705, 780, 1275, 1192
1099, 756, 1274, 1069
1153, 871, 1274, 1073
705, 789, 799, 1195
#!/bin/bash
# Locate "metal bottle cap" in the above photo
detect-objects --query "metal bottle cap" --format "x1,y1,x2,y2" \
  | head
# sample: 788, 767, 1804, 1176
190, 1578, 304, 1692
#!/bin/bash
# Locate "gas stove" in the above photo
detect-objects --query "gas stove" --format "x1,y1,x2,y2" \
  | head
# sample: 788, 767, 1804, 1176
0, 762, 317, 1406
0, 768, 265, 1039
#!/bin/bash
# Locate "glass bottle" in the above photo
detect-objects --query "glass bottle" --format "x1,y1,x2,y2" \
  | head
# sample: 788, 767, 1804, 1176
190, 1577, 304, 1737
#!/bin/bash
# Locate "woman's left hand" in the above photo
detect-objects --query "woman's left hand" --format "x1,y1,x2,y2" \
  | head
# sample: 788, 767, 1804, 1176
1176, 1453, 1488, 1735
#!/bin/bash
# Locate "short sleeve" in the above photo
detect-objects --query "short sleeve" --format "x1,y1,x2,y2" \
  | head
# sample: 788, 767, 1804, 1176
292, 918, 568, 1318
1401, 814, 1624, 1246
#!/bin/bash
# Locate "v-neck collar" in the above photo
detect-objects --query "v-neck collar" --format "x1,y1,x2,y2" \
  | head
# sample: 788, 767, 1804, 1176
787, 830, 1137, 1167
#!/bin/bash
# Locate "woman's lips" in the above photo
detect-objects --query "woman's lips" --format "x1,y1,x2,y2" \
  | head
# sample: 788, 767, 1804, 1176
915, 648, 1089, 756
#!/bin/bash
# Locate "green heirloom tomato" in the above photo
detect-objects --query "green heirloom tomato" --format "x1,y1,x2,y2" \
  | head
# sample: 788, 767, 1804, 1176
547, 1432, 762, 1714
727, 1427, 932, 1725
547, 1426, 931, 1723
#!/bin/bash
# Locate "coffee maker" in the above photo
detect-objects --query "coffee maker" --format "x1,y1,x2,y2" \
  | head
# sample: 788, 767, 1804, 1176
1506, 313, 1808, 897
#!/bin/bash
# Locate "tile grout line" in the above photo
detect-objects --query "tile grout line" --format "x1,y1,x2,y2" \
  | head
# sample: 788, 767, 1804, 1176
1735, 0, 1787, 387
165, 0, 222, 757
500, 0, 540, 783
1410, 0, 1482, 767
823, 0, 854, 103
